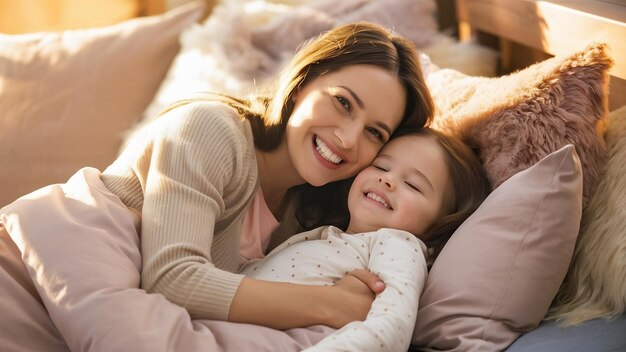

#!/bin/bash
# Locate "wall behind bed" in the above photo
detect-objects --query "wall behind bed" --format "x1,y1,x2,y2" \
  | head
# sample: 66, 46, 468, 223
0, 0, 217, 34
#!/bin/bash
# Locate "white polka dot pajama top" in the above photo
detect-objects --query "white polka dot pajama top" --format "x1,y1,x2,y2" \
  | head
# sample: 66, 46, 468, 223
240, 226, 428, 352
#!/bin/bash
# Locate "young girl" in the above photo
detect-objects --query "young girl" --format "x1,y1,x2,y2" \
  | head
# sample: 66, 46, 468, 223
93, 21, 433, 329
241, 128, 491, 351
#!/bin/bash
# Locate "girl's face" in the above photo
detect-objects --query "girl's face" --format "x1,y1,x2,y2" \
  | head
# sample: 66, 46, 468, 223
285, 64, 406, 186
346, 135, 450, 237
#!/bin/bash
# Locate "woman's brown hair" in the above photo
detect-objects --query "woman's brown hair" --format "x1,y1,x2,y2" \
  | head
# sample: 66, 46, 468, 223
164, 22, 435, 235
282, 22, 435, 233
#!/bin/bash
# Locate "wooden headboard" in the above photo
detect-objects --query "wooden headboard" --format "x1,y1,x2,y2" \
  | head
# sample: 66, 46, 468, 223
455, 0, 626, 110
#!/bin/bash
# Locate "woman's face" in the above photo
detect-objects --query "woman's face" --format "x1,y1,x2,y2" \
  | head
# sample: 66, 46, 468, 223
286, 64, 406, 186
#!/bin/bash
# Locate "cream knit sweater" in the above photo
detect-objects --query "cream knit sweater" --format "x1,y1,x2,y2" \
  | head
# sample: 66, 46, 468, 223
102, 102, 258, 320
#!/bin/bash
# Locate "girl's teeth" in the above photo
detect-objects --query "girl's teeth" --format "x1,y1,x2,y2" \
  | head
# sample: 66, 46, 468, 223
366, 192, 390, 209
315, 137, 342, 164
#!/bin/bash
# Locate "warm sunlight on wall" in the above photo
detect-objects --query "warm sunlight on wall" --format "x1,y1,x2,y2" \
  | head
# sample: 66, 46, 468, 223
0, 0, 140, 34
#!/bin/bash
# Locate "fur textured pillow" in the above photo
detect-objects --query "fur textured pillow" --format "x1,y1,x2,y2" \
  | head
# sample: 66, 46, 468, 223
427, 43, 613, 207
548, 106, 626, 325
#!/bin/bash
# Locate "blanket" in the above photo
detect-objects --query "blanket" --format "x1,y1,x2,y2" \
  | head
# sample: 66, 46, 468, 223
1, 166, 429, 351
0, 168, 333, 351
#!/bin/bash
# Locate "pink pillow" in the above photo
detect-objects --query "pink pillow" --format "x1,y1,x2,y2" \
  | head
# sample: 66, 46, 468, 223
428, 43, 612, 208
0, 3, 203, 207
412, 145, 583, 350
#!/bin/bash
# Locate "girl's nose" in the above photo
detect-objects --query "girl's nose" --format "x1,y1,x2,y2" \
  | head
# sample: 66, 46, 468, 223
378, 175, 395, 190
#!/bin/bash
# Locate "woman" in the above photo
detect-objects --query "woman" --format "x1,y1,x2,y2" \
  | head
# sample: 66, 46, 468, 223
100, 21, 434, 330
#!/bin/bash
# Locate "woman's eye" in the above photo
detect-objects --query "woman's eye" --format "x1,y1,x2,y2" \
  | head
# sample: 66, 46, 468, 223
336, 96, 352, 112
367, 127, 385, 142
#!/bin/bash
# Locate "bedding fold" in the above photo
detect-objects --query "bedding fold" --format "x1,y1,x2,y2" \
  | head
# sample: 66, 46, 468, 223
0, 224, 68, 351
0, 167, 331, 351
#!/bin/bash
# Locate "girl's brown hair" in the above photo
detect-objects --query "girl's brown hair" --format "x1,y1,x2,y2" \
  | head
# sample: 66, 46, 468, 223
401, 128, 491, 262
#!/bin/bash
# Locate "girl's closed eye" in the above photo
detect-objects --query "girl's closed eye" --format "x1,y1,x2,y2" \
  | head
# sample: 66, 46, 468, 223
372, 163, 388, 172
404, 181, 422, 193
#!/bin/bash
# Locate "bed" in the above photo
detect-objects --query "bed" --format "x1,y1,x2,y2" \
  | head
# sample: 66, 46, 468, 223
0, 0, 625, 351
452, 1, 626, 351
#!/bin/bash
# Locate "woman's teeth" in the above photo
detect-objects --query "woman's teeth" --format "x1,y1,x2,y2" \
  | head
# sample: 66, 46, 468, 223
366, 192, 391, 209
315, 137, 342, 164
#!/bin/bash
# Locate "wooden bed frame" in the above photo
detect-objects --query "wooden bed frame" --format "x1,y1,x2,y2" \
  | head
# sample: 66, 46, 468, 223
455, 0, 626, 110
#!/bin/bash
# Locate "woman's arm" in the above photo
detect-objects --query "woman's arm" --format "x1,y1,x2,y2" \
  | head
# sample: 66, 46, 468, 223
138, 102, 255, 320
136, 102, 385, 328
229, 273, 378, 329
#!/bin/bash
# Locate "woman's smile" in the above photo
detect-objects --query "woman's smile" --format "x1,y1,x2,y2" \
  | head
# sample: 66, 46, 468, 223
313, 135, 344, 169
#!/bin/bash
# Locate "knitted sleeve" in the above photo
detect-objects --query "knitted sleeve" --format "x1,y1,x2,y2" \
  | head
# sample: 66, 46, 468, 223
139, 102, 253, 321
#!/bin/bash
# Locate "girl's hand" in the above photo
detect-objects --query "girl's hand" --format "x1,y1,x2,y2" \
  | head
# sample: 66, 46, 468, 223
323, 270, 385, 329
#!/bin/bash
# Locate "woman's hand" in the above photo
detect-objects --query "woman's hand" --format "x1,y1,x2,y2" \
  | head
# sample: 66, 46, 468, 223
322, 270, 386, 329
347, 269, 386, 294
228, 272, 385, 330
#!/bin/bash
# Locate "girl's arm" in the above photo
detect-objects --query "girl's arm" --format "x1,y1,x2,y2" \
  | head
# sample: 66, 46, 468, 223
304, 229, 428, 352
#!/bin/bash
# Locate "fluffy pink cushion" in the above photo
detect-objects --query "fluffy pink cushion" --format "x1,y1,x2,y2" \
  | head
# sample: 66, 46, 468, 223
428, 43, 612, 208
413, 145, 583, 350
0, 3, 203, 207
549, 106, 626, 325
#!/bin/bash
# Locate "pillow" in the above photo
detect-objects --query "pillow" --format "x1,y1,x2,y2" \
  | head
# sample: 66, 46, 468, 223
548, 106, 626, 325
428, 43, 613, 207
412, 145, 583, 351
0, 2, 204, 207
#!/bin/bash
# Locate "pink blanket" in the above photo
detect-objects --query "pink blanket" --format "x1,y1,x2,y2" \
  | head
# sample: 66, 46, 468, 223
0, 167, 332, 351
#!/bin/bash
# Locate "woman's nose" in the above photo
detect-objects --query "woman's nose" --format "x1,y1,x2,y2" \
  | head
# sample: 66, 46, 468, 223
335, 120, 362, 149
